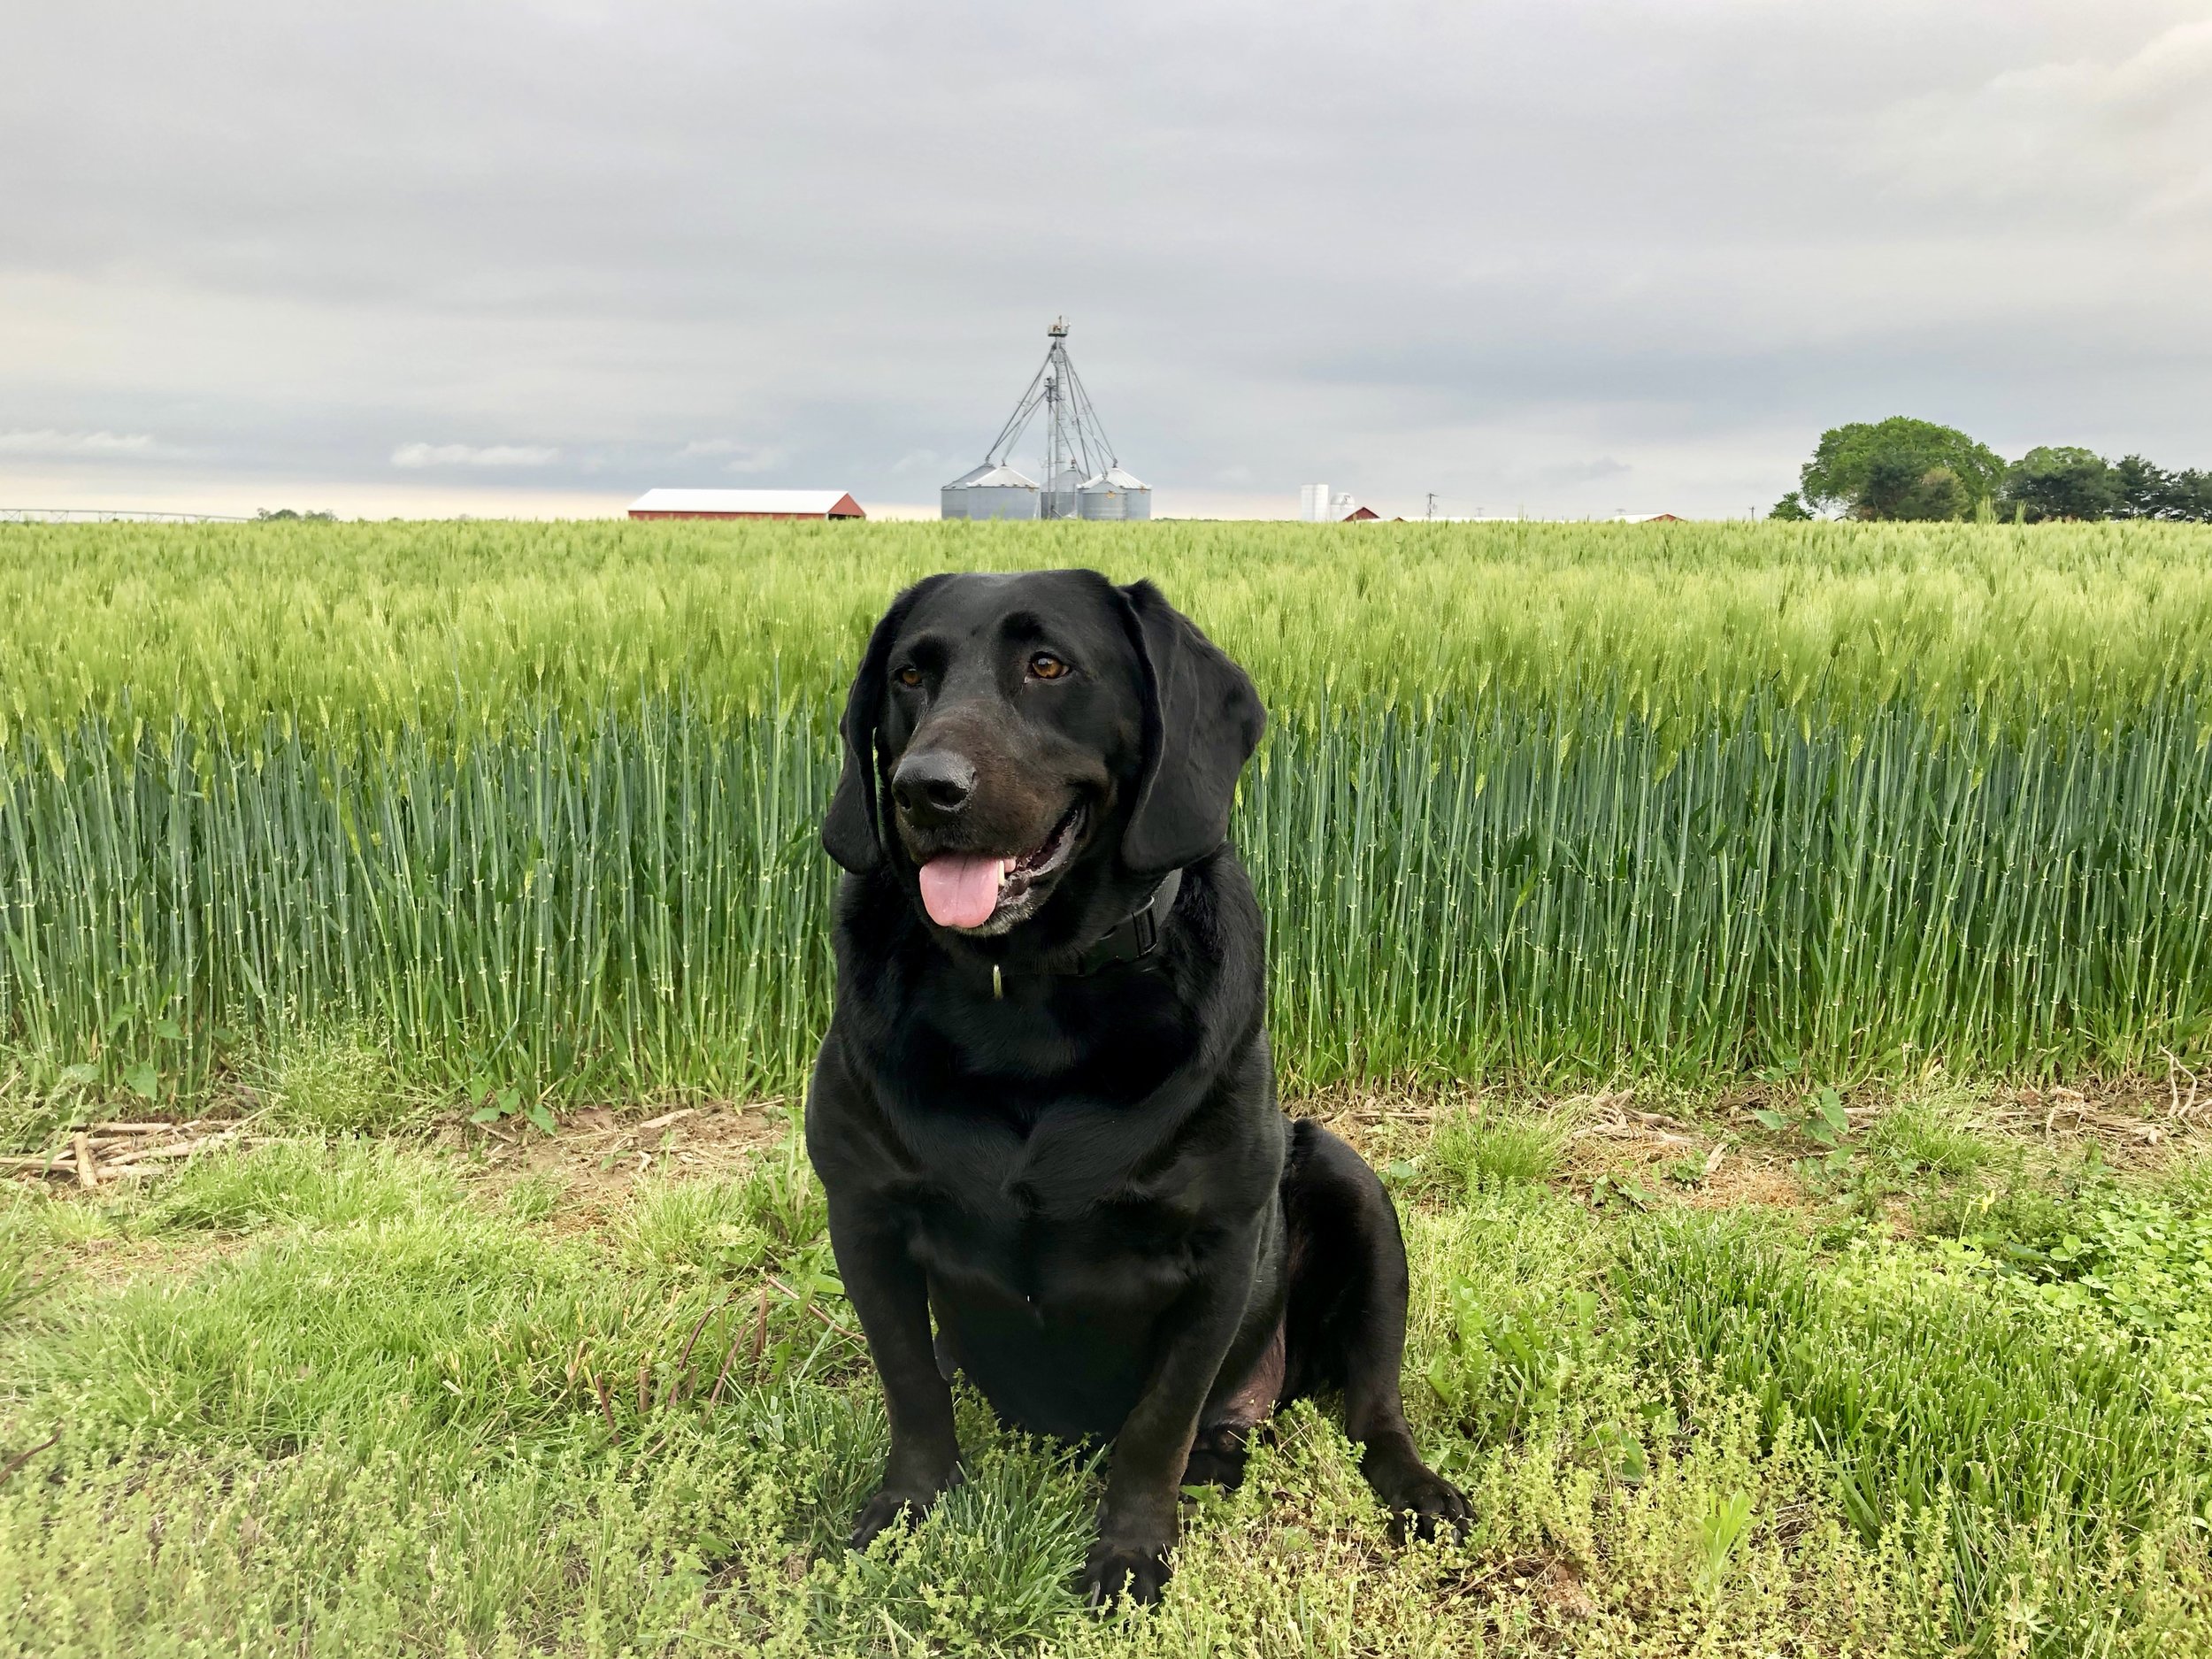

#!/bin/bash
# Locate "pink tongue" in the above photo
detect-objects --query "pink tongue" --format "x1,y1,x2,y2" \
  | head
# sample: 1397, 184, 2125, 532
918, 855, 1007, 928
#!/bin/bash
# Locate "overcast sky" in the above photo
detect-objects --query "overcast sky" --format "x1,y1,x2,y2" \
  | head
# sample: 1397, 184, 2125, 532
4, 1, 2210, 519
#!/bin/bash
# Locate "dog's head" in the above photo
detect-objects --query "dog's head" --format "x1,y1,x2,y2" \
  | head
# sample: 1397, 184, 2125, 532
823, 570, 1264, 937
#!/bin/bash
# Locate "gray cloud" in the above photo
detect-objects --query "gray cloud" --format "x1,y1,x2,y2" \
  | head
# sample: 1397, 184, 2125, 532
3, 1, 2208, 518
672, 439, 794, 475
0, 429, 165, 457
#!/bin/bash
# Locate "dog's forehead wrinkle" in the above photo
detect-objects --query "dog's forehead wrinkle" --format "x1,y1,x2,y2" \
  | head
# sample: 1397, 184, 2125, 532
905, 572, 1125, 655
899, 631, 949, 665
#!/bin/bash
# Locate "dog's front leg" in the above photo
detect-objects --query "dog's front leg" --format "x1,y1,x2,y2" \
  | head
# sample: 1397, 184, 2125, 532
826, 1196, 961, 1548
1083, 1237, 1258, 1609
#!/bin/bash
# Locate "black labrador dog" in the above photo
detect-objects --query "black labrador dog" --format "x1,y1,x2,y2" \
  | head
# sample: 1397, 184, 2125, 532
807, 569, 1467, 1606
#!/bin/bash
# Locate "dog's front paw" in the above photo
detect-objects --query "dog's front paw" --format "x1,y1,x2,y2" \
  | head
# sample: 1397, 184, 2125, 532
1080, 1539, 1172, 1609
1365, 1450, 1471, 1544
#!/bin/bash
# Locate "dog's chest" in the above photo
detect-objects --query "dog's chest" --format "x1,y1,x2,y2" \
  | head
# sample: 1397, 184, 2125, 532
893, 1104, 1213, 1312
864, 952, 1257, 1317
914, 966, 1185, 1090
908, 1181, 1203, 1314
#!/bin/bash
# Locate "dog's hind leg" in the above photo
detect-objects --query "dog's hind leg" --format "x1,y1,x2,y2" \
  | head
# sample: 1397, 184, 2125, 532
1279, 1118, 1471, 1540
1184, 1319, 1285, 1488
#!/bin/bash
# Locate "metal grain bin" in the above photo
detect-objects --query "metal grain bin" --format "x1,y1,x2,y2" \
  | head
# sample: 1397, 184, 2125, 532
1077, 466, 1152, 521
941, 463, 1041, 520
1041, 466, 1086, 520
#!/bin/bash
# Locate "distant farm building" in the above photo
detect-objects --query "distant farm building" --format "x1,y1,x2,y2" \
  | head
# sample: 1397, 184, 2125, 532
943, 319, 1151, 521
627, 488, 864, 521
941, 464, 1041, 521
1300, 485, 1373, 522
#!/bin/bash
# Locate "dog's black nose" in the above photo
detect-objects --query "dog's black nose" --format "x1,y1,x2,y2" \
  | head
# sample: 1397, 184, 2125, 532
891, 750, 976, 822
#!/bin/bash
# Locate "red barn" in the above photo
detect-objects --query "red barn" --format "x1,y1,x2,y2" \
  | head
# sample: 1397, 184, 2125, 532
627, 488, 864, 521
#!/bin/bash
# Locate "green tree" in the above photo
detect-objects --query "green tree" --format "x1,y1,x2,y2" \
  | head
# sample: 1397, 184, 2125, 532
2112, 455, 2171, 519
1769, 491, 1814, 520
1798, 418, 2005, 521
2001, 447, 2119, 523
2112, 455, 2212, 523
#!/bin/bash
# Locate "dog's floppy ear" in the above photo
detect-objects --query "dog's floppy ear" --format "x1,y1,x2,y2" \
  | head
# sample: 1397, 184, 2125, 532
822, 580, 940, 873
1116, 580, 1265, 874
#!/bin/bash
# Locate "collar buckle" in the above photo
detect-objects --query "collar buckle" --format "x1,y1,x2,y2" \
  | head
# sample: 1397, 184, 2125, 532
1073, 866, 1181, 977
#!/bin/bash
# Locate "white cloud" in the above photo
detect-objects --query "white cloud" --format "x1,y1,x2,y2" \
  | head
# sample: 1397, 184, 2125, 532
0, 429, 160, 456
1871, 21, 2212, 218
390, 442, 558, 468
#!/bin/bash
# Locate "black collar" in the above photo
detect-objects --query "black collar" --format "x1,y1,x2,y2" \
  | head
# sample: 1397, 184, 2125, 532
1071, 867, 1183, 977
970, 868, 1186, 999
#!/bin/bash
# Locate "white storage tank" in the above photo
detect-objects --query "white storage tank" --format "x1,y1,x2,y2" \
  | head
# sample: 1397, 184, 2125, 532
941, 463, 1041, 520
1078, 466, 1152, 521
1041, 465, 1086, 520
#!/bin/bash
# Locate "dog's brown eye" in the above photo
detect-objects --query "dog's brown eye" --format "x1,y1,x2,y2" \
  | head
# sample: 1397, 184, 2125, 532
895, 665, 923, 687
1028, 653, 1069, 680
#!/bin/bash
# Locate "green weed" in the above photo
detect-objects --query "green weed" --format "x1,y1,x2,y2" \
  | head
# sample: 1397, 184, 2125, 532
616, 1121, 826, 1282
1623, 1210, 2212, 1654
0, 1232, 44, 1325
1427, 1106, 1568, 1193
1866, 1091, 1997, 1180
501, 1171, 565, 1224
149, 1138, 458, 1235
1688, 1488, 1755, 1596
258, 1022, 410, 1133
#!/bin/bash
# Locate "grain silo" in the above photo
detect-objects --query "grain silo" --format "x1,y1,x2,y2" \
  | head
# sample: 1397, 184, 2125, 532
1079, 465, 1151, 520
1042, 465, 1086, 520
944, 319, 1148, 521
941, 462, 1041, 520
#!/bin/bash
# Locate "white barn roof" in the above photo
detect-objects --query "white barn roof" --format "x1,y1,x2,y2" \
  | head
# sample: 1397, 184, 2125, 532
627, 488, 863, 518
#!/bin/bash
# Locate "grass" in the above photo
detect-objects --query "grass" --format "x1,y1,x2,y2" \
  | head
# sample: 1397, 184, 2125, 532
1863, 1091, 1996, 1180
615, 1124, 826, 1282
1, 517, 2209, 1647
1623, 1212, 2211, 1644
256, 1023, 412, 1134
4, 520, 2210, 1123
5, 1101, 2211, 1655
1420, 1105, 1569, 1194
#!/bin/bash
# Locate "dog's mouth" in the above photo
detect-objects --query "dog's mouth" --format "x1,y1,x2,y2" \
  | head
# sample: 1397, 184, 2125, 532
915, 803, 1087, 933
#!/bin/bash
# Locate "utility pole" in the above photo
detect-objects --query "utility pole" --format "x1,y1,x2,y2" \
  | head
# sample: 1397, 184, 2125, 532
1425, 492, 1439, 521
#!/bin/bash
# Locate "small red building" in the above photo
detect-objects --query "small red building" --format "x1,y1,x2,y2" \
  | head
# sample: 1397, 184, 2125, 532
627, 488, 864, 521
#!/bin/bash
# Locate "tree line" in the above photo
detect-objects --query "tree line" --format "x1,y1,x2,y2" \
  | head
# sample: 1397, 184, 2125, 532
1770, 417, 2212, 523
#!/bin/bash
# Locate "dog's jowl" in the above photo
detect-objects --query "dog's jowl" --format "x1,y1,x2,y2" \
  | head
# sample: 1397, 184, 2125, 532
806, 569, 1468, 1607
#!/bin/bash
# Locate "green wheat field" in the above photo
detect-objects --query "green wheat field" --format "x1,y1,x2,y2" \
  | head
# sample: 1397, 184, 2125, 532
4, 518, 2212, 1655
